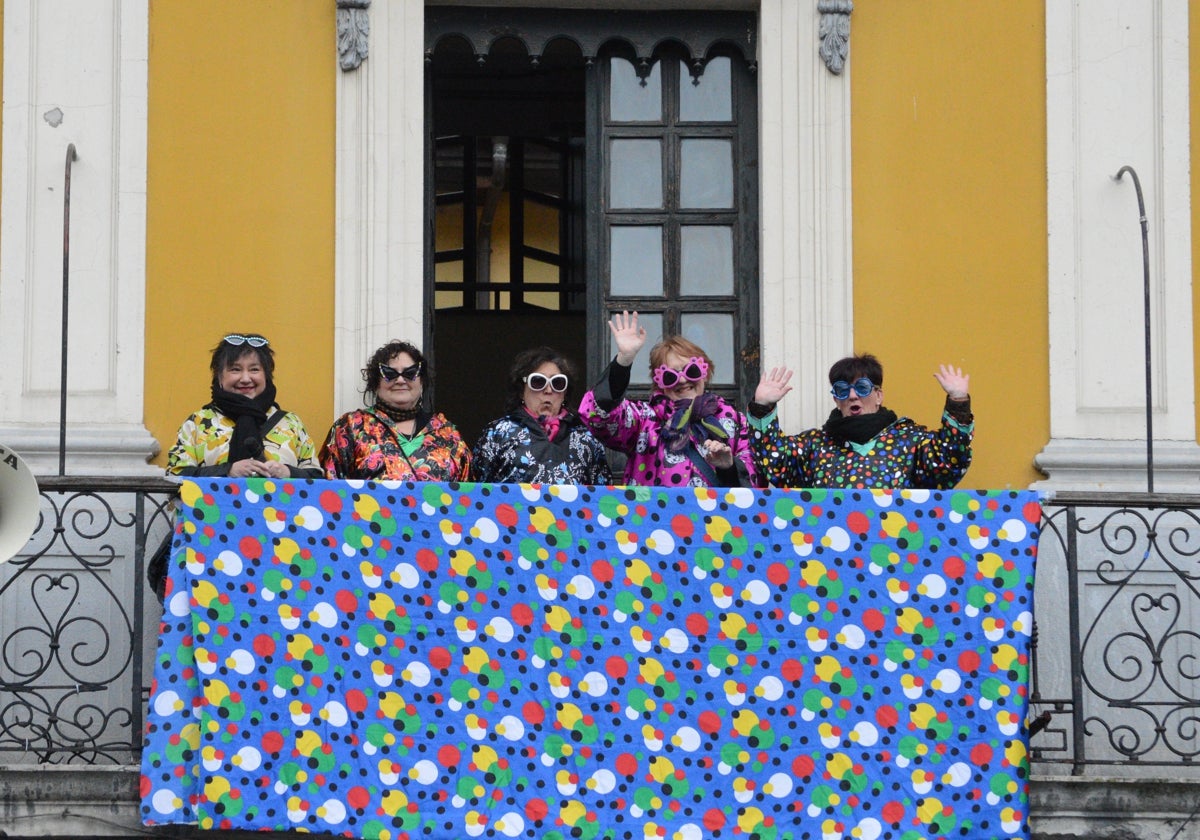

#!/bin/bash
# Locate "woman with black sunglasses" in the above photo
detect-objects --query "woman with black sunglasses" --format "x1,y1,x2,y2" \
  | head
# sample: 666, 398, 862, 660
318, 340, 471, 481
471, 346, 611, 485
578, 311, 760, 488
167, 333, 324, 480
747, 353, 974, 489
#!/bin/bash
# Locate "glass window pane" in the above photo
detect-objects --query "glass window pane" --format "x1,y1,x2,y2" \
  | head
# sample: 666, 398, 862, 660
679, 57, 732, 122
607, 311, 663, 386
681, 312, 734, 384
610, 139, 663, 209
680, 226, 734, 296
610, 56, 662, 122
609, 226, 663, 296
680, 139, 732, 208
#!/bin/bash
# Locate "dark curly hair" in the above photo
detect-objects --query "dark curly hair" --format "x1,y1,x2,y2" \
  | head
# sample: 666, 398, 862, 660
504, 346, 578, 413
210, 333, 275, 389
361, 340, 430, 406
828, 354, 884, 388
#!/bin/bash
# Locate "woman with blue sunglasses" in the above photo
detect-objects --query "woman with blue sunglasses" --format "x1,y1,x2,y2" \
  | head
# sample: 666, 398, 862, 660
747, 353, 974, 489
319, 340, 471, 481
471, 346, 611, 485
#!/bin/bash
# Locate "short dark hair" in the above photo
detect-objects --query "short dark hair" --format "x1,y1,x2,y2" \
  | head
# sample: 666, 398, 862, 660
828, 354, 884, 387
210, 333, 275, 388
361, 340, 430, 403
505, 346, 578, 412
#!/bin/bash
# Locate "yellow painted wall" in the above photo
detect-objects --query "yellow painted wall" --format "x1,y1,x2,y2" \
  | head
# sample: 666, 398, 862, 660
144, 1, 335, 464
1193, 6, 1200, 442
851, 2, 1049, 489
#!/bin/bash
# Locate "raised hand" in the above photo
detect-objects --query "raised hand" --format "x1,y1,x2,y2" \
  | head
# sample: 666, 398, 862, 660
933, 363, 970, 400
608, 310, 647, 366
754, 366, 794, 406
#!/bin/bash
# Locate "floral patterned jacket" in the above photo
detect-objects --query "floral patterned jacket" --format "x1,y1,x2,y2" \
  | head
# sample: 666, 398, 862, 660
167, 405, 322, 477
748, 399, 973, 489
319, 408, 471, 482
471, 409, 611, 486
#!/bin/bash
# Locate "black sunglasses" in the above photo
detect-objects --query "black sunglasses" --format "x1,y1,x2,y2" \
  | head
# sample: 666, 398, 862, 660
379, 362, 422, 382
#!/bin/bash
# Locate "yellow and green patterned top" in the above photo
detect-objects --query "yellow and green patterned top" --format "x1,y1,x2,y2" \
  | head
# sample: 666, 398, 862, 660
167, 405, 323, 477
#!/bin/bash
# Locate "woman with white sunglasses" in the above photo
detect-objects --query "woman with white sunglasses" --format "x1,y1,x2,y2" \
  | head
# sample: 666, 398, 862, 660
471, 346, 611, 485
319, 339, 471, 481
578, 311, 759, 488
748, 353, 974, 489
167, 332, 324, 480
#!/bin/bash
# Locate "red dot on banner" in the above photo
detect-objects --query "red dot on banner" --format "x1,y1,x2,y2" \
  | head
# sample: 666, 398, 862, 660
697, 710, 721, 734
319, 484, 343, 511
863, 609, 886, 633
686, 613, 709, 636
335, 590, 358, 613
943, 556, 967, 579
347, 786, 371, 810
781, 659, 804, 682
261, 731, 284, 754
958, 651, 981, 673
495, 504, 519, 528
670, 514, 694, 538
971, 743, 993, 766
253, 634, 275, 657
614, 753, 638, 777
703, 809, 726, 831
605, 656, 628, 680
429, 647, 452, 670
344, 688, 368, 713
766, 563, 791, 586
876, 706, 899, 728
522, 701, 545, 725
437, 744, 461, 767
525, 798, 549, 822
511, 603, 534, 627
239, 537, 262, 560
591, 560, 615, 583
415, 548, 439, 572
881, 801, 905, 824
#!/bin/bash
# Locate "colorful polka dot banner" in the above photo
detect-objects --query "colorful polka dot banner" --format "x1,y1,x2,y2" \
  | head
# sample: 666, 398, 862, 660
140, 479, 1040, 840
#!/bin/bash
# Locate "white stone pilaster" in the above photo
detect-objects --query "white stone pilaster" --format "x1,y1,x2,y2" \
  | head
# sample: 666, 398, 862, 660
334, 0, 426, 416
1039, 0, 1199, 491
758, 0, 854, 429
0, 0, 155, 475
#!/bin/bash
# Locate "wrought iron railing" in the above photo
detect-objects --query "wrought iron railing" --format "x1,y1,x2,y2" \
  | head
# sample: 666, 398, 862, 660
2, 480, 1198, 775
1029, 491, 1200, 774
0, 476, 177, 764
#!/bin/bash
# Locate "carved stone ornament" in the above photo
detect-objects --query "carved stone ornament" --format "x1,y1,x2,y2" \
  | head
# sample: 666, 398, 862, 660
337, 0, 371, 71
817, 0, 852, 75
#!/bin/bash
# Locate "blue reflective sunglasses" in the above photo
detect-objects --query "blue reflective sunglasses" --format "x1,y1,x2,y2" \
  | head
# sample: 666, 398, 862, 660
830, 377, 876, 400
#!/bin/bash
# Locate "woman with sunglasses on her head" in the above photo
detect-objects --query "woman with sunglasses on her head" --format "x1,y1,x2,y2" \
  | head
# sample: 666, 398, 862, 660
748, 354, 973, 489
319, 340, 471, 481
578, 311, 759, 488
471, 346, 611, 485
167, 333, 324, 479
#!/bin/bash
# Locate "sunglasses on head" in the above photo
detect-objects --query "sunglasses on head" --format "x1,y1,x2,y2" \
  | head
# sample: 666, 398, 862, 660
379, 362, 422, 382
524, 373, 569, 393
652, 357, 709, 390
830, 378, 877, 400
223, 333, 269, 348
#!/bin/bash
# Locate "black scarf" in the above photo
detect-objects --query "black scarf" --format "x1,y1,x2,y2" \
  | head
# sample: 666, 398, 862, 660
823, 406, 898, 446
208, 382, 277, 462
657, 392, 729, 454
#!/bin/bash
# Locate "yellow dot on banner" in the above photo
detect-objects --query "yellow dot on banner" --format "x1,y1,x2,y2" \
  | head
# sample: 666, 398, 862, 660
646, 538, 657, 549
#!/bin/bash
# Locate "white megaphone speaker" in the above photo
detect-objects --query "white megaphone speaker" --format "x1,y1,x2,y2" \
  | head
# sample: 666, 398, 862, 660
0, 443, 41, 564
